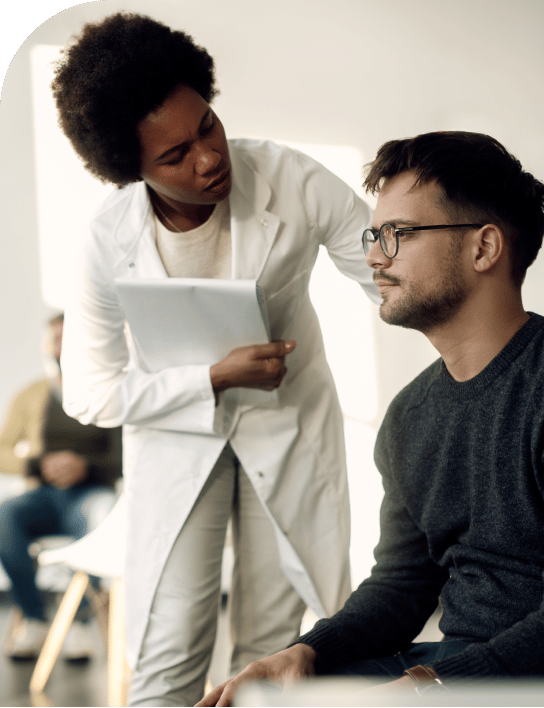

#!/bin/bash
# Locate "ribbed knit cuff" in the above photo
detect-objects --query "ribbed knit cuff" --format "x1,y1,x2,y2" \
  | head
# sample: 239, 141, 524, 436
430, 643, 506, 685
294, 623, 353, 674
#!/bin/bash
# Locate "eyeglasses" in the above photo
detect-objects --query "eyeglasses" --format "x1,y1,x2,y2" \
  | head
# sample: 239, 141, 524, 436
362, 223, 483, 259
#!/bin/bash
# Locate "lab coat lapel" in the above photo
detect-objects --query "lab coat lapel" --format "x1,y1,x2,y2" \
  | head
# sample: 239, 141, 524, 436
229, 148, 280, 281
115, 183, 168, 279
116, 153, 281, 281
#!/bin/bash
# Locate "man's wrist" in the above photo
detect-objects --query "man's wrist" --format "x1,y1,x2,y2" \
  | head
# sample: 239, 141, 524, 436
404, 664, 449, 695
291, 643, 317, 673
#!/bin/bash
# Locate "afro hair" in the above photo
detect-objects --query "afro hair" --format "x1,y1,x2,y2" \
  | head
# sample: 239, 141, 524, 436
52, 12, 218, 187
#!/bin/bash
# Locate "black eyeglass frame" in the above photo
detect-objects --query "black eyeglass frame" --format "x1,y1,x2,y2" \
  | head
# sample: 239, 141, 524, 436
362, 223, 483, 259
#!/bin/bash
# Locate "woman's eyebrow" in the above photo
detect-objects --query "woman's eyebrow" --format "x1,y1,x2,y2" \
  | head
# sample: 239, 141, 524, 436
154, 109, 212, 162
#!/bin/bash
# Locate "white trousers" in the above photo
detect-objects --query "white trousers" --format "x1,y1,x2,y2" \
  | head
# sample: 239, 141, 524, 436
128, 443, 307, 706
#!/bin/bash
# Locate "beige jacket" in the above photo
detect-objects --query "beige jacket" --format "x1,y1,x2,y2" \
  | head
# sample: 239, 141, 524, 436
0, 380, 50, 477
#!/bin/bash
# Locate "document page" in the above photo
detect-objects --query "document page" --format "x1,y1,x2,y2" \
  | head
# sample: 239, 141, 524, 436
114, 277, 278, 407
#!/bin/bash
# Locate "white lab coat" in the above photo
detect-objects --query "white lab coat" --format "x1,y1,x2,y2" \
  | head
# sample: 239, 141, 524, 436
61, 139, 379, 667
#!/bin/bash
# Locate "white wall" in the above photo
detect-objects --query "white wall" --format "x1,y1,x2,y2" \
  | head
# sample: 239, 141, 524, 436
1, 1, 543, 578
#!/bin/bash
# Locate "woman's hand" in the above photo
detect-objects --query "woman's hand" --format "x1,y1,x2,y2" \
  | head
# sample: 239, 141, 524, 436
210, 341, 296, 393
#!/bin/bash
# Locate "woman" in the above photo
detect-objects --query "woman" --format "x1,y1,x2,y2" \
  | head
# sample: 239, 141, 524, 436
54, 12, 378, 706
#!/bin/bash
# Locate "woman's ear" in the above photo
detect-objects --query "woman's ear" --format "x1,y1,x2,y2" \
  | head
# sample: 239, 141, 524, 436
472, 224, 505, 274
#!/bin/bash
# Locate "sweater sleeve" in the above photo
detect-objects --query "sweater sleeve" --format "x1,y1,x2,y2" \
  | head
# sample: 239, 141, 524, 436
428, 593, 544, 683
297, 432, 448, 673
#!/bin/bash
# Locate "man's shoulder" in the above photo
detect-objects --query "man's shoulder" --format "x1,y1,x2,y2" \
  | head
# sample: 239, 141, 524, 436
380, 313, 544, 439
375, 360, 442, 459
387, 359, 443, 419
511, 313, 544, 397
518, 312, 544, 363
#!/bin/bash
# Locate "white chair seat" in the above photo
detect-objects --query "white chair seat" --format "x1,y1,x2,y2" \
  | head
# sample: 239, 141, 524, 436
37, 493, 126, 578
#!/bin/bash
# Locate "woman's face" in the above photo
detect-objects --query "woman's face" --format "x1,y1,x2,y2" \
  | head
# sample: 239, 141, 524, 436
138, 84, 231, 208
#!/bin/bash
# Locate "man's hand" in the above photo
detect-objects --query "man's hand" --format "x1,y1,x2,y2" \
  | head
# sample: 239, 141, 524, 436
40, 450, 88, 489
196, 643, 316, 707
210, 341, 296, 393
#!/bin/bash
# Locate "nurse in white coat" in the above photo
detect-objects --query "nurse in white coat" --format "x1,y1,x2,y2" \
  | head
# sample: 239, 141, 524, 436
53, 12, 379, 706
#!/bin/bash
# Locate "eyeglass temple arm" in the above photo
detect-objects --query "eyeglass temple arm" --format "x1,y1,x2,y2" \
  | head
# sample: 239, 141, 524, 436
396, 224, 483, 233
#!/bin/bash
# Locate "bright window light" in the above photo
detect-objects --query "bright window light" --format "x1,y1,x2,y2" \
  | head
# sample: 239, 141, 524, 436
279, 140, 378, 425
31, 45, 112, 310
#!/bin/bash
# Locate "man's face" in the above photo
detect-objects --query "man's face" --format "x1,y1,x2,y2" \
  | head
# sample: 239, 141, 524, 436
366, 171, 471, 333
138, 84, 232, 207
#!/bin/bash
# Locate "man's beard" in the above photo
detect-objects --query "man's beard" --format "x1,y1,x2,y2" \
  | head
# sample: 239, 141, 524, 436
378, 260, 469, 333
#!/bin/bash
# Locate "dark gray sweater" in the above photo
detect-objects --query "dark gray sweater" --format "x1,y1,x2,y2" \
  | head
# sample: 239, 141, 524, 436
299, 313, 544, 684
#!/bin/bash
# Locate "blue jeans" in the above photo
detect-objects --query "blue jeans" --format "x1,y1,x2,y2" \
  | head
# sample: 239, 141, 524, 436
0, 483, 114, 621
330, 640, 472, 680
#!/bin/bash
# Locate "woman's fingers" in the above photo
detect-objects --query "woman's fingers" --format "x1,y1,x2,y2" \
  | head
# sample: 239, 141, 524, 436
210, 341, 295, 392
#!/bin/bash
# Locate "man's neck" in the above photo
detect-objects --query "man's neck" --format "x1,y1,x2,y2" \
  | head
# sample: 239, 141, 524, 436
426, 294, 529, 382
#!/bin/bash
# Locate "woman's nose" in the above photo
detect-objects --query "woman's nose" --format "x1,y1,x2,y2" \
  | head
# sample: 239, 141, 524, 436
195, 147, 221, 175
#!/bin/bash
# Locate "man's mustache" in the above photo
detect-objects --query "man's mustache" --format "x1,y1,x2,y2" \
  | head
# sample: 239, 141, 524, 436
373, 272, 401, 286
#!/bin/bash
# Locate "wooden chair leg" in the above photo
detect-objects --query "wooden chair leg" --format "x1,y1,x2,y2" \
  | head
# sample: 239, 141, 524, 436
29, 690, 54, 707
108, 577, 130, 707
85, 582, 109, 648
29, 571, 90, 694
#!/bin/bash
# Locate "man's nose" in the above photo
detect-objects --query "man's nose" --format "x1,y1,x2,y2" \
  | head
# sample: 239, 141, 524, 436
365, 238, 393, 269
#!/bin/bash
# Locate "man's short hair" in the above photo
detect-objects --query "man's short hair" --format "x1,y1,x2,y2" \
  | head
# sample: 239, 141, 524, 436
52, 12, 218, 188
363, 131, 544, 286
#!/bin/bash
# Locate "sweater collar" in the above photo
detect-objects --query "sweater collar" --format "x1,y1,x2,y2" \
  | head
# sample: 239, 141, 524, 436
436, 313, 544, 399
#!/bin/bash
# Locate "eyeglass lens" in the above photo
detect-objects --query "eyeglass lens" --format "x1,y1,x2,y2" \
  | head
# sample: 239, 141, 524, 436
362, 229, 375, 254
380, 224, 397, 257
362, 225, 397, 257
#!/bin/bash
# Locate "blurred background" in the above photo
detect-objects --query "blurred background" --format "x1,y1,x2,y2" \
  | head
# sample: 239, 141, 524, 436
1, 0, 543, 623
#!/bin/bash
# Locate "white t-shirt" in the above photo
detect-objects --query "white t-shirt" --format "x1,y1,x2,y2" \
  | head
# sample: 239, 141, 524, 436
154, 198, 231, 279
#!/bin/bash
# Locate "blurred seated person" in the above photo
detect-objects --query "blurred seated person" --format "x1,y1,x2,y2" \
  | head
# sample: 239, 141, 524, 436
0, 313, 122, 660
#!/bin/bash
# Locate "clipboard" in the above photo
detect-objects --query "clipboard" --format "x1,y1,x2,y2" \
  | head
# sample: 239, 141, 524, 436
114, 277, 279, 407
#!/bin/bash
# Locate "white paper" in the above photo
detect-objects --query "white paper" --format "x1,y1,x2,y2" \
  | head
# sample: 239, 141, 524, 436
114, 278, 278, 408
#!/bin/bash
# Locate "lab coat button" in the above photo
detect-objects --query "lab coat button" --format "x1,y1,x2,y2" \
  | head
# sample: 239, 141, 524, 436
258, 471, 264, 478
261, 219, 267, 227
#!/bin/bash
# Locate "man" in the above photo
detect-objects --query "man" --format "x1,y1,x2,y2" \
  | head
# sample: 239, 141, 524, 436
198, 131, 544, 705
0, 313, 122, 660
